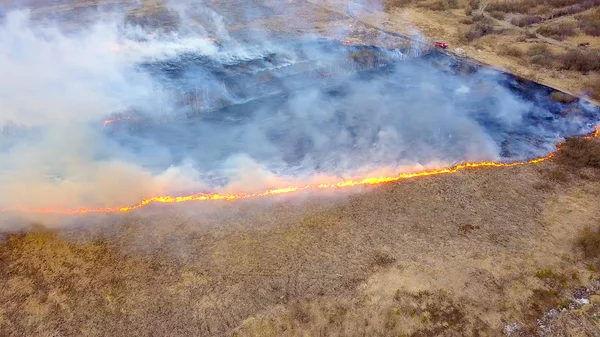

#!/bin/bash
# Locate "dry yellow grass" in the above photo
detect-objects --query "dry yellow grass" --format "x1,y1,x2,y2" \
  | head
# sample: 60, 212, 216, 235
2, 0, 600, 335
2, 143, 600, 336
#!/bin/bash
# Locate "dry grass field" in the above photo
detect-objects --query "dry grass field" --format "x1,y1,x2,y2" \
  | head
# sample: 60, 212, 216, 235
361, 0, 600, 102
1, 0, 600, 336
1, 136, 600, 336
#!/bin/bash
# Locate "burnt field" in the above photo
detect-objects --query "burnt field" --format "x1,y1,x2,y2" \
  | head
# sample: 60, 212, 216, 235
104, 39, 600, 188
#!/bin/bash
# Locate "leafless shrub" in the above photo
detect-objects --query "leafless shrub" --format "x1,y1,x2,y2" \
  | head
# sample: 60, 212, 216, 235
468, 0, 480, 9
576, 225, 600, 259
525, 30, 538, 38
419, 0, 451, 11
486, 0, 598, 19
461, 17, 474, 25
290, 301, 312, 324
545, 0, 587, 7
533, 181, 554, 191
459, 224, 481, 234
556, 136, 600, 168
490, 11, 506, 20
527, 44, 554, 68
545, 169, 569, 182
559, 49, 600, 72
472, 12, 485, 22
549, 91, 577, 104
537, 22, 576, 40
383, 0, 413, 11
371, 250, 396, 268
584, 77, 600, 100
487, 1, 529, 14
499, 45, 523, 58
464, 19, 496, 41
578, 9, 600, 36
510, 15, 543, 27
527, 44, 551, 56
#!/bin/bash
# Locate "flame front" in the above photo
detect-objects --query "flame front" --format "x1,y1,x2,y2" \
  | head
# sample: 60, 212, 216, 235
2, 127, 598, 215
104, 116, 134, 127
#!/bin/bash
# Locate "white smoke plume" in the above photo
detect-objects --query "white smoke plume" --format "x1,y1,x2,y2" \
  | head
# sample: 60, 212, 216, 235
0, 1, 597, 220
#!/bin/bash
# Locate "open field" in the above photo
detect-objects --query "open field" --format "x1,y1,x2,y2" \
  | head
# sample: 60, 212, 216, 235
1, 0, 600, 336
2, 136, 600, 336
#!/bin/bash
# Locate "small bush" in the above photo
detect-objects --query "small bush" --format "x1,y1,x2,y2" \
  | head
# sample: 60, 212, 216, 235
465, 6, 473, 16
461, 17, 474, 25
546, 0, 586, 7
486, 1, 527, 14
289, 301, 312, 323
490, 11, 506, 20
459, 224, 480, 234
383, 0, 413, 11
372, 250, 396, 267
464, 20, 496, 41
537, 22, 576, 40
545, 169, 569, 182
349, 50, 378, 68
511, 15, 543, 27
576, 225, 600, 259
585, 77, 600, 100
578, 9, 600, 36
557, 136, 600, 168
526, 30, 538, 38
527, 44, 554, 67
527, 44, 552, 57
472, 12, 485, 22
499, 45, 523, 58
549, 91, 577, 104
421, 0, 451, 11
448, 0, 459, 8
533, 181, 554, 191
559, 49, 600, 72
468, 0, 480, 9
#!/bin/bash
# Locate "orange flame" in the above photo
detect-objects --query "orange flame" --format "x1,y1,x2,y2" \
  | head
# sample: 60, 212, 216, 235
2, 127, 598, 215
104, 116, 134, 127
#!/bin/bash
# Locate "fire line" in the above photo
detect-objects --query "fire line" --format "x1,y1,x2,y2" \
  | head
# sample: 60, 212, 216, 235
104, 116, 134, 127
2, 126, 598, 215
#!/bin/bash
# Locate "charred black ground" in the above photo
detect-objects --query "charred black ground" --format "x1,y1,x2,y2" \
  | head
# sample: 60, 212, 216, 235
104, 40, 600, 187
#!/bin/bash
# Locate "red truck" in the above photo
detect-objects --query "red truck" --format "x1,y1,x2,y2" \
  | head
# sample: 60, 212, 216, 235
435, 41, 448, 49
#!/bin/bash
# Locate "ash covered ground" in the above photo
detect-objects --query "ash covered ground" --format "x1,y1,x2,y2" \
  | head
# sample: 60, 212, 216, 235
106, 38, 599, 188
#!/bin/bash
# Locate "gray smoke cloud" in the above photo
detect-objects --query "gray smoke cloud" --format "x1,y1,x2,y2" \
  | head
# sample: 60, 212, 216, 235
0, 2, 597, 220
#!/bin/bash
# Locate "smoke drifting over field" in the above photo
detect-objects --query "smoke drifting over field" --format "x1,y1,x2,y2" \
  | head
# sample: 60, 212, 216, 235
0, 2, 598, 214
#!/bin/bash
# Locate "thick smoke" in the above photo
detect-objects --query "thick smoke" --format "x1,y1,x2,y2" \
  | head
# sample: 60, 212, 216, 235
0, 2, 597, 216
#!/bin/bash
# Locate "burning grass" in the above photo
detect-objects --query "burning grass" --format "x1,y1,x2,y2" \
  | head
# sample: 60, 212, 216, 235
2, 136, 600, 335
